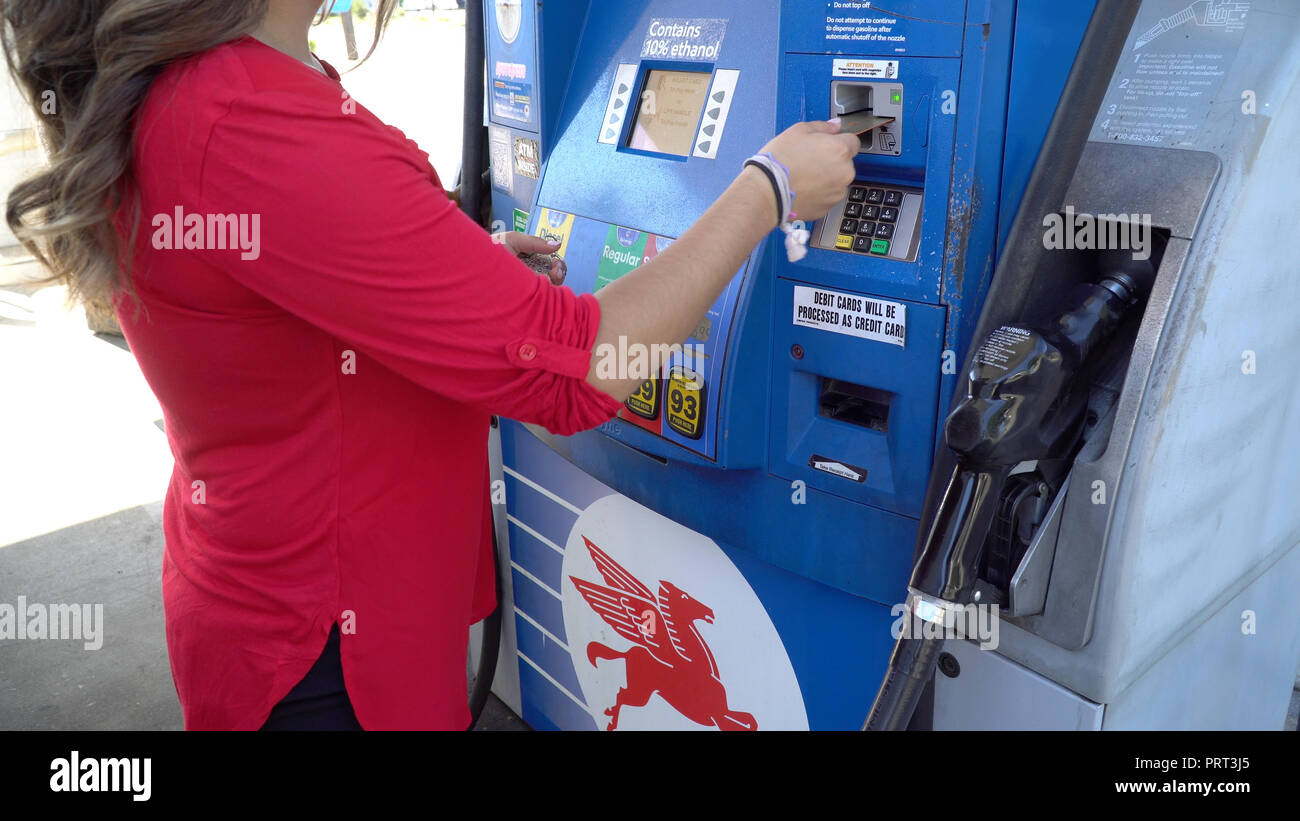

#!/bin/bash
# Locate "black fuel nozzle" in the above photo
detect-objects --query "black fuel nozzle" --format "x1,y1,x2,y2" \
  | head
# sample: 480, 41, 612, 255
864, 253, 1155, 731
912, 255, 1151, 601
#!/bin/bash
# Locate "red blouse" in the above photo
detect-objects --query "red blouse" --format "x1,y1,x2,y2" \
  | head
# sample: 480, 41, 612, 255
115, 36, 621, 729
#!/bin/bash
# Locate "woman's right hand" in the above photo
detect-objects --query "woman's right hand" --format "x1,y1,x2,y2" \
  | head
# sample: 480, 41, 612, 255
758, 120, 861, 223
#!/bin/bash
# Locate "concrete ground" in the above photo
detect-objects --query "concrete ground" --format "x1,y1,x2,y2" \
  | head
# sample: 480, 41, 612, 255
0, 10, 1295, 733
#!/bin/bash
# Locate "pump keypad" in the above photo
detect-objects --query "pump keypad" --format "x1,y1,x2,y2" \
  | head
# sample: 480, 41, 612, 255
818, 180, 924, 262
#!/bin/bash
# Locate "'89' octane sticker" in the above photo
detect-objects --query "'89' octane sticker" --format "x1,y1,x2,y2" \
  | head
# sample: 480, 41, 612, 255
625, 377, 661, 421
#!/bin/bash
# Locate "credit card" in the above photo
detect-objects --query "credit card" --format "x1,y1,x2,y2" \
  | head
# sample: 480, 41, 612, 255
839, 111, 895, 136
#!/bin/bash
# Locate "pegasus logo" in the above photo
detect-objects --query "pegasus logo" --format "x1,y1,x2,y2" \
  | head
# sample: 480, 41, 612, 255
569, 537, 757, 731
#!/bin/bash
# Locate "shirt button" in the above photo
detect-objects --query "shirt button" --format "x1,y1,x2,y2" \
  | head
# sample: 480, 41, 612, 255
518, 343, 538, 361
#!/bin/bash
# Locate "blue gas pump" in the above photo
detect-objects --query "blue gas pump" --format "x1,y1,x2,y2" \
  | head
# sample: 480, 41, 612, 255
476, 0, 1098, 730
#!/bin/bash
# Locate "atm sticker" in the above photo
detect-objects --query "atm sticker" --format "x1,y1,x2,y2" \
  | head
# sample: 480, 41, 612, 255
832, 59, 900, 79
792, 285, 906, 347
514, 136, 540, 180
641, 18, 728, 62
809, 455, 866, 483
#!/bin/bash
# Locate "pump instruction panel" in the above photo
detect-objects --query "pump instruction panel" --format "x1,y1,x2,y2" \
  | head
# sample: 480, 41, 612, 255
628, 70, 713, 156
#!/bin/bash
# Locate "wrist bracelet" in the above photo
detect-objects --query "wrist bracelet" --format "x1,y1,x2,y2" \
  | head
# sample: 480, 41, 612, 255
745, 153, 794, 221
744, 158, 785, 228
744, 152, 809, 262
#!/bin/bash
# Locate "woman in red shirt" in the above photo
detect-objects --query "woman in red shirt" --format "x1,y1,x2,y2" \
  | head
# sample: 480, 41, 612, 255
4, 0, 858, 729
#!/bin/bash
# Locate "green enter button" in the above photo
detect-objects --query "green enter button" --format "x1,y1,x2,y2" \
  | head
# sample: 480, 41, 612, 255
870, 239, 891, 255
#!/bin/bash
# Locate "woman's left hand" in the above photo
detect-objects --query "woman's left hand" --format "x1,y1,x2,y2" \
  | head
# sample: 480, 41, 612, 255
493, 232, 567, 285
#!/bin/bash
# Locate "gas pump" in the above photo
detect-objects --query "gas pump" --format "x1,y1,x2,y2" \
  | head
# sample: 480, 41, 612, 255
873, 0, 1300, 730
468, 0, 1299, 730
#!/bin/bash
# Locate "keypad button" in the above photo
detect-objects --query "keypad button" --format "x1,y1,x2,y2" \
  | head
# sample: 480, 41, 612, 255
848, 187, 867, 202
840, 218, 859, 234
853, 235, 873, 253
870, 238, 891, 255
861, 204, 880, 220
874, 222, 895, 239
844, 202, 862, 218
857, 221, 877, 236
879, 207, 898, 223
866, 188, 885, 204
884, 190, 903, 207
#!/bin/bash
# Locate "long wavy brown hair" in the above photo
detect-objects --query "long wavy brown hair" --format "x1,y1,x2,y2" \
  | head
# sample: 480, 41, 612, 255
3, 0, 398, 307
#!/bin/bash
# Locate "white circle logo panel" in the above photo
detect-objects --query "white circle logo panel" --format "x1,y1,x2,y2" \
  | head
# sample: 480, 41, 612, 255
495, 0, 523, 45
561, 494, 809, 731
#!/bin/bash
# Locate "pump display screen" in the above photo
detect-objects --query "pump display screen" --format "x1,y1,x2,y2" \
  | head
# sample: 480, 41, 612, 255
627, 70, 712, 156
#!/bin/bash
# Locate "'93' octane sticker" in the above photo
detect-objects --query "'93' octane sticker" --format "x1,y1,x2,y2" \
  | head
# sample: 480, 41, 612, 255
665, 366, 705, 440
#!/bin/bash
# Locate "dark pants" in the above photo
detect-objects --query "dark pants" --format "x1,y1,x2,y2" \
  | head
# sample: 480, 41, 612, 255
259, 624, 363, 731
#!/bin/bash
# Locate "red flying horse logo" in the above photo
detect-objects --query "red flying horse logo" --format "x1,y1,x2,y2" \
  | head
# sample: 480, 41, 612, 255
569, 537, 757, 731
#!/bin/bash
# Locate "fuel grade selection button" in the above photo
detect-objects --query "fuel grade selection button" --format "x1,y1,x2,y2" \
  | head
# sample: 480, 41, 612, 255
624, 377, 661, 421
665, 366, 706, 440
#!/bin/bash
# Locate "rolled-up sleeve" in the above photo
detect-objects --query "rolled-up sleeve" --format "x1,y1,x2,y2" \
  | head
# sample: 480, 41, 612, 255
192, 88, 622, 435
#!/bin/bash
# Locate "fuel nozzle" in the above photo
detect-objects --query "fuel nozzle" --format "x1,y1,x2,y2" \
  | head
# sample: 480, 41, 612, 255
864, 253, 1155, 731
